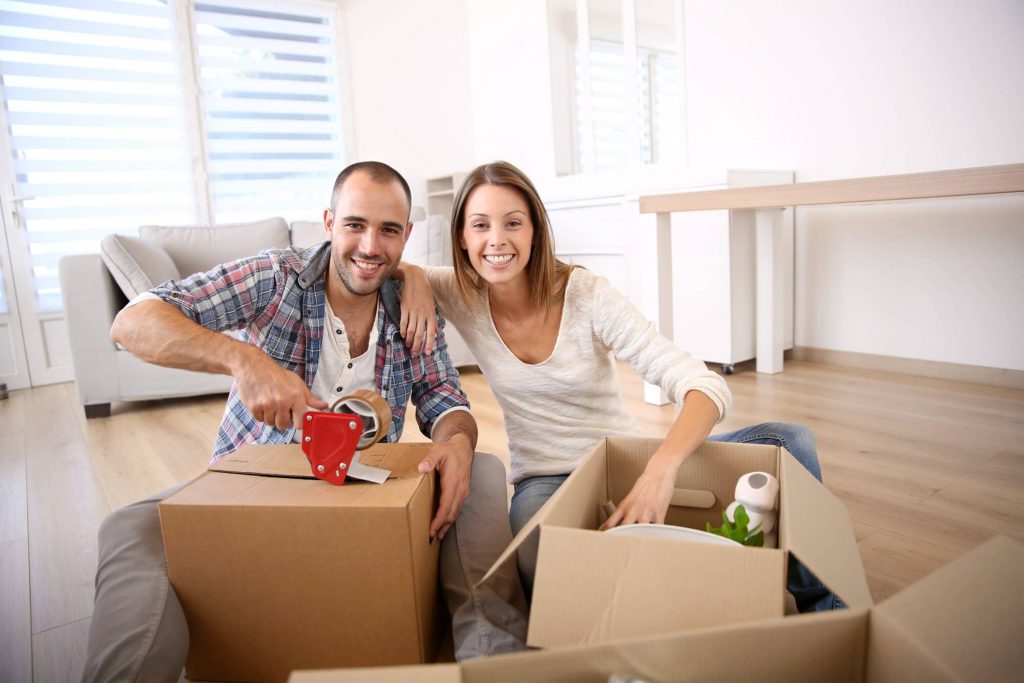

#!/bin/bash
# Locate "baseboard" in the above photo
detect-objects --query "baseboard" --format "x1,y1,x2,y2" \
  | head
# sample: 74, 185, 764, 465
789, 346, 1024, 390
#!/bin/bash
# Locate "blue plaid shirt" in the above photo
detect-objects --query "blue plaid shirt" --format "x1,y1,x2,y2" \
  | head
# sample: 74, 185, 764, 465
149, 242, 469, 461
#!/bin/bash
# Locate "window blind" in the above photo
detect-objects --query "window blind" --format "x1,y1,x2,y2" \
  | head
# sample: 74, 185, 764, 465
577, 39, 630, 173
194, 0, 345, 223
647, 48, 682, 165
575, 38, 682, 174
0, 0, 197, 311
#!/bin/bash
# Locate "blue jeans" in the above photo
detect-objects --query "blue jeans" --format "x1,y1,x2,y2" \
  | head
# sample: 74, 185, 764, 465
509, 422, 841, 611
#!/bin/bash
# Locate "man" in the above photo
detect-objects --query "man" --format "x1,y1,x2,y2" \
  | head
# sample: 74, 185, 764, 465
82, 162, 527, 683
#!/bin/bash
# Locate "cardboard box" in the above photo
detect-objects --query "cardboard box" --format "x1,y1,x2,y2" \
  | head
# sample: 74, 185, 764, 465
484, 438, 871, 648
289, 535, 1024, 682
159, 443, 441, 683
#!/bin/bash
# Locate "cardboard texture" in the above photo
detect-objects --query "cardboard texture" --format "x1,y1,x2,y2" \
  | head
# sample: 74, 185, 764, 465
528, 526, 784, 647
159, 443, 441, 683
289, 536, 1024, 683
501, 438, 868, 648
865, 535, 1024, 683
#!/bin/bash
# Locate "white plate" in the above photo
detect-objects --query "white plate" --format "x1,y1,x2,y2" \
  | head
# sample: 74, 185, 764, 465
604, 523, 741, 547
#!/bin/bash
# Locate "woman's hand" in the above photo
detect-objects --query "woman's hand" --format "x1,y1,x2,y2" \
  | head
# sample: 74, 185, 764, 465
395, 262, 438, 355
601, 391, 719, 529
600, 458, 677, 529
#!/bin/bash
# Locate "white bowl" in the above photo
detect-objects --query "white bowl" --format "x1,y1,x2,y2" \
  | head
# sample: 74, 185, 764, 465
604, 523, 741, 547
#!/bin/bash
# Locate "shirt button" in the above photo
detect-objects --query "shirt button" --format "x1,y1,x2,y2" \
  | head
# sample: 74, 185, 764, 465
336, 329, 343, 335
347, 362, 353, 369
336, 386, 343, 393
382, 384, 388, 391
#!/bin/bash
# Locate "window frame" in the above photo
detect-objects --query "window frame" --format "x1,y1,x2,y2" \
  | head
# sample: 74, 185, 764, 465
550, 0, 688, 181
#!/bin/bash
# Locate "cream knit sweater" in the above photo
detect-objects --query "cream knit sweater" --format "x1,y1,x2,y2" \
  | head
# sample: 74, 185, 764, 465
427, 267, 732, 484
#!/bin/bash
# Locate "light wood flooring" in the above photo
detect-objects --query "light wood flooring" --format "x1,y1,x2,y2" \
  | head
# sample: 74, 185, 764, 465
1, 359, 1022, 682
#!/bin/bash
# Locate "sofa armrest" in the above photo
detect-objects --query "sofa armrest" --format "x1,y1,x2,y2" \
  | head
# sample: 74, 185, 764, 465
59, 254, 124, 406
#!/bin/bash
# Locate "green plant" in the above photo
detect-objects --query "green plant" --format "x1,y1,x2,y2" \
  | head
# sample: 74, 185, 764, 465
706, 504, 765, 547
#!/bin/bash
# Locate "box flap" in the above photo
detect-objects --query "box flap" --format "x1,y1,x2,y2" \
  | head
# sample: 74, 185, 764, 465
866, 536, 1024, 683
480, 440, 609, 584
210, 443, 425, 479
463, 610, 869, 683
288, 664, 462, 682
527, 526, 784, 648
780, 450, 872, 609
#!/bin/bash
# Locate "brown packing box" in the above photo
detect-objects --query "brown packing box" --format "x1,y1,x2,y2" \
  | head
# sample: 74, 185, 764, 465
490, 438, 872, 648
290, 535, 1024, 682
158, 443, 441, 683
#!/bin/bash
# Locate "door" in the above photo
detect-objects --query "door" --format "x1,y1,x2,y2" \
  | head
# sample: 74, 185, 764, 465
0, 102, 73, 388
0, 192, 31, 391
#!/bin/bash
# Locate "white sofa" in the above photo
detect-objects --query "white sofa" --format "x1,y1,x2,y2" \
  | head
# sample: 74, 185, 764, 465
60, 215, 473, 418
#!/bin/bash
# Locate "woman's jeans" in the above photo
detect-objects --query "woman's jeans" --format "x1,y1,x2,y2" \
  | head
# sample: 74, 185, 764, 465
509, 422, 842, 612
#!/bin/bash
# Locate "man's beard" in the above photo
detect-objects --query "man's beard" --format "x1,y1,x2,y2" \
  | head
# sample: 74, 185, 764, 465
333, 251, 392, 297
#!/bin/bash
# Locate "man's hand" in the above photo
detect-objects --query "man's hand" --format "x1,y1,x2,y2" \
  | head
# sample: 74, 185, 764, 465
418, 437, 473, 541
600, 458, 676, 529
395, 262, 438, 355
419, 410, 478, 541
233, 347, 328, 430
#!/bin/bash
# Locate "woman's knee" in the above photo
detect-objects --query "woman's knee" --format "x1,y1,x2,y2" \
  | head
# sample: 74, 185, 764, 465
768, 422, 822, 481
770, 422, 816, 450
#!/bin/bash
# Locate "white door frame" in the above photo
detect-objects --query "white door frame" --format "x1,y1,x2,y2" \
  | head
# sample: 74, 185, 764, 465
0, 85, 73, 388
0, 191, 31, 391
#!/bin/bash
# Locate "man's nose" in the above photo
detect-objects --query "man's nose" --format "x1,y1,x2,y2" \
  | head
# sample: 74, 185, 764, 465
359, 229, 381, 256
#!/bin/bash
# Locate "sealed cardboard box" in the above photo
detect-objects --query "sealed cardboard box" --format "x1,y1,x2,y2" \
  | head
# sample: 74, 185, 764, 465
158, 442, 441, 683
484, 437, 872, 648
290, 536, 1024, 682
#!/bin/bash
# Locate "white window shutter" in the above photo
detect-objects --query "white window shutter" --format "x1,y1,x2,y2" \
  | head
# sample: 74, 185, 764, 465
193, 0, 346, 224
0, 0, 197, 311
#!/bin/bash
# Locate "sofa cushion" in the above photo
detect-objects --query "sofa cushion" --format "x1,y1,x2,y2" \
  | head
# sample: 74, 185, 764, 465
405, 215, 451, 267
290, 220, 326, 249
100, 234, 181, 300
140, 217, 289, 277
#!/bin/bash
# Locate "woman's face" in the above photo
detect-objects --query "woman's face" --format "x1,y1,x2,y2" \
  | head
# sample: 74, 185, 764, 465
460, 183, 534, 289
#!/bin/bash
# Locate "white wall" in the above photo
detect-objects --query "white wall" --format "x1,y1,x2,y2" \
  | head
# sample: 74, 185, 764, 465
341, 0, 476, 210
683, 0, 1024, 370
343, 0, 1024, 371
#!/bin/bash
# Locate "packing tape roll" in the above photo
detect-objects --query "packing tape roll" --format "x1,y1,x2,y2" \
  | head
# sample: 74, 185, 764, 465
329, 390, 392, 450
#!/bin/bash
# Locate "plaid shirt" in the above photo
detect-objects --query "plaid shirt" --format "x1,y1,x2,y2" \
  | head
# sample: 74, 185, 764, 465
150, 242, 469, 461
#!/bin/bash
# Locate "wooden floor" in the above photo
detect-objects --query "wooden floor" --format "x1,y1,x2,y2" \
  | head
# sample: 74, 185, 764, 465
1, 359, 1022, 682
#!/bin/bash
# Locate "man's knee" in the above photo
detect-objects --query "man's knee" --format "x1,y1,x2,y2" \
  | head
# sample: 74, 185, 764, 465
96, 499, 165, 569
471, 451, 505, 483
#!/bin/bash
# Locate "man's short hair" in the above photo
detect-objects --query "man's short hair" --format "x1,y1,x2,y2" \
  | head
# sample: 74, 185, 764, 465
330, 161, 412, 218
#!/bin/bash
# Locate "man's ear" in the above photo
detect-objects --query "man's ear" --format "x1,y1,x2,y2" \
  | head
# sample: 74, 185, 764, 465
323, 208, 333, 235
404, 222, 414, 241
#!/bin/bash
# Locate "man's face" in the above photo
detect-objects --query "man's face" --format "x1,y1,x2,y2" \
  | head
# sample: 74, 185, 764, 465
324, 171, 411, 297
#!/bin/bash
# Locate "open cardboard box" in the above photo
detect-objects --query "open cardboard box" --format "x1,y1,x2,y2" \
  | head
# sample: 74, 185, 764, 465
159, 442, 442, 683
287, 535, 1024, 682
486, 438, 872, 648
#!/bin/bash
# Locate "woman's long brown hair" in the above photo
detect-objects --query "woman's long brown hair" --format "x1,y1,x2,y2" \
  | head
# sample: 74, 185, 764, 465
450, 161, 574, 313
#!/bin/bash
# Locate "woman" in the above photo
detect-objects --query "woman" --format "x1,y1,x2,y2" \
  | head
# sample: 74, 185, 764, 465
399, 161, 835, 610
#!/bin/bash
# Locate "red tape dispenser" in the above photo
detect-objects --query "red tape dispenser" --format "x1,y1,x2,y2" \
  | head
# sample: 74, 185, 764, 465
301, 389, 392, 486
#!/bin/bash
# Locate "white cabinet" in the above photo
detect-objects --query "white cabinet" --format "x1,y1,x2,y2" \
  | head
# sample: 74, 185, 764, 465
425, 173, 467, 222
543, 170, 794, 379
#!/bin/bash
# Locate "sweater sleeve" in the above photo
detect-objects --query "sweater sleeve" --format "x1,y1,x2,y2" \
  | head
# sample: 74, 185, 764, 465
590, 273, 732, 421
